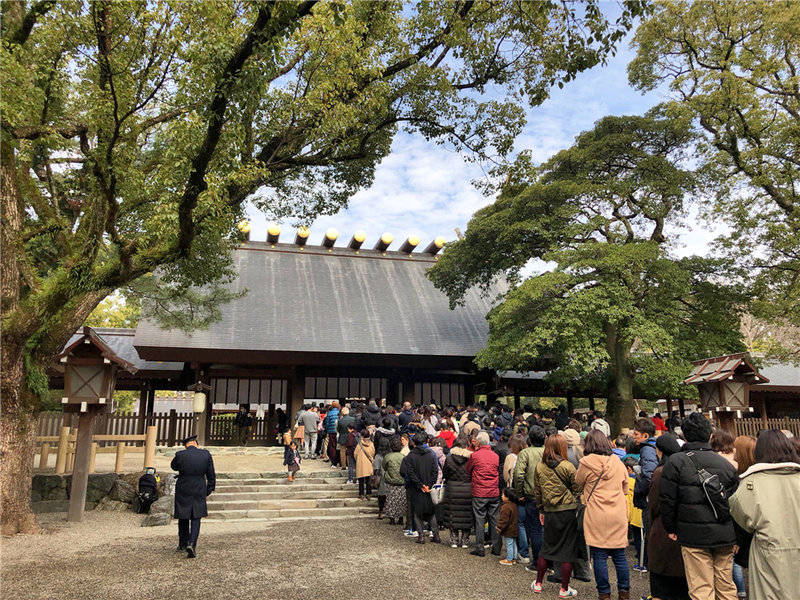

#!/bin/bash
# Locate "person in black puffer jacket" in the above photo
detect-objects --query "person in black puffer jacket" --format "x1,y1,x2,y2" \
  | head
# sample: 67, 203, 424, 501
362, 400, 382, 428
443, 432, 474, 548
659, 413, 739, 600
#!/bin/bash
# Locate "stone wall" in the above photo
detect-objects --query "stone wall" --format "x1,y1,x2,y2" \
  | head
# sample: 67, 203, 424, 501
30, 473, 174, 527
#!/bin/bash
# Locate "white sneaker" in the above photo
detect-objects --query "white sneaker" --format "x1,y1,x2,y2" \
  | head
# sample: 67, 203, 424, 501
558, 587, 578, 598
531, 581, 542, 593
517, 556, 530, 564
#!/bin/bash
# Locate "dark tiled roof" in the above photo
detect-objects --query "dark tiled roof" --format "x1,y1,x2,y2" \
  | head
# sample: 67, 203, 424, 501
756, 362, 800, 388
65, 328, 183, 373
134, 242, 506, 358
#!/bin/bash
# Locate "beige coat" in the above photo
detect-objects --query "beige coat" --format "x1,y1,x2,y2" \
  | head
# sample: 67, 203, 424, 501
730, 462, 800, 600
353, 439, 375, 478
575, 453, 629, 549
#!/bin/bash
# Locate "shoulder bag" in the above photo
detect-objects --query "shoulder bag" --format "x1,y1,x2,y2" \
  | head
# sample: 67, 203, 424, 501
575, 461, 606, 535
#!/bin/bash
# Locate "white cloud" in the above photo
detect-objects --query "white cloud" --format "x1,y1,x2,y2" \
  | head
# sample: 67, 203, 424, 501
246, 33, 718, 260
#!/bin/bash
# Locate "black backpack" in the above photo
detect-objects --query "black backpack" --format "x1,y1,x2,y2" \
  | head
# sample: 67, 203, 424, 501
686, 451, 730, 523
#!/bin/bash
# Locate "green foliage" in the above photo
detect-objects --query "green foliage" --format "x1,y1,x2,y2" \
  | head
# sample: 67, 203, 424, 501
1, 0, 645, 365
85, 293, 141, 329
629, 0, 800, 323
429, 113, 745, 430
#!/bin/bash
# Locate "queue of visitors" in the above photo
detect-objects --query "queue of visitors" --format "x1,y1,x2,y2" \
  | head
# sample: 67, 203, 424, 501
287, 400, 800, 600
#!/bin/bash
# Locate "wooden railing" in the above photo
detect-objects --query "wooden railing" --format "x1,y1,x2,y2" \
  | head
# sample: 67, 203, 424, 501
735, 417, 800, 438
38, 410, 195, 447
36, 426, 157, 474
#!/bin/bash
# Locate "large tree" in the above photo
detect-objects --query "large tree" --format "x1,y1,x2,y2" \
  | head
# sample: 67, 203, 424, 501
0, 1, 645, 533
428, 113, 744, 433
629, 0, 800, 324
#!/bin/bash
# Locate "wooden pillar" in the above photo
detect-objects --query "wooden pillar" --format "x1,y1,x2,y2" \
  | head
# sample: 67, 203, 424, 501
678, 397, 686, 419
144, 425, 156, 469
145, 388, 156, 416
38, 443, 50, 470
464, 381, 475, 407
114, 443, 126, 473
401, 372, 416, 406
288, 367, 305, 426
566, 393, 574, 417
167, 409, 178, 447
67, 408, 100, 522
137, 387, 148, 432
665, 397, 673, 419
386, 375, 400, 406
588, 395, 596, 412
759, 396, 768, 428
55, 426, 70, 474
88, 442, 98, 473
513, 391, 521, 411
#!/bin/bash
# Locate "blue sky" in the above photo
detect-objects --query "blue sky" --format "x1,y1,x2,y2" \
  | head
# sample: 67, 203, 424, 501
245, 30, 720, 260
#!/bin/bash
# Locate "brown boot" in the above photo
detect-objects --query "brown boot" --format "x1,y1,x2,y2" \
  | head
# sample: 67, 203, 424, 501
598, 594, 611, 600
618, 590, 630, 600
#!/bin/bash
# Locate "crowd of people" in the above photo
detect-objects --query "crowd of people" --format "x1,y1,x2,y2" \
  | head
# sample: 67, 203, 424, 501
282, 400, 800, 600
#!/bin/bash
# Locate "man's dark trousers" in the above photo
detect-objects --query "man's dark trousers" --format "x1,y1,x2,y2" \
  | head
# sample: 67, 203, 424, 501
178, 518, 201, 548
524, 499, 544, 561
473, 496, 501, 553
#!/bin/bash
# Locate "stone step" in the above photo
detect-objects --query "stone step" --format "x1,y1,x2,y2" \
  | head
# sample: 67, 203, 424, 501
207, 514, 378, 524
207, 497, 367, 511
207, 505, 378, 521
215, 478, 349, 489
212, 489, 360, 501
215, 470, 346, 480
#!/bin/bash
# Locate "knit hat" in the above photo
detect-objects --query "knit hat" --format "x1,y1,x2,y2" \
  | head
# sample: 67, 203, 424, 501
562, 428, 581, 447
656, 432, 681, 457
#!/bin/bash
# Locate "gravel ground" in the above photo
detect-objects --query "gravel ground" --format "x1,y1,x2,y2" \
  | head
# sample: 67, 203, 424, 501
3, 511, 651, 600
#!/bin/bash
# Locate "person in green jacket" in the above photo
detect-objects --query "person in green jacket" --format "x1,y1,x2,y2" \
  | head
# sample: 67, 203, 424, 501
382, 436, 407, 525
514, 425, 546, 570
531, 433, 582, 598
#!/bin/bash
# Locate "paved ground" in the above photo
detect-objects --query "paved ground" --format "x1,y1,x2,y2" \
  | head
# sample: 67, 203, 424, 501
3, 511, 651, 600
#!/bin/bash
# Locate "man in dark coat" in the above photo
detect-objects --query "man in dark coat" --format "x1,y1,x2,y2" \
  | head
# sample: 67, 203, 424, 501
398, 402, 415, 433
171, 435, 216, 558
400, 431, 441, 544
659, 413, 739, 599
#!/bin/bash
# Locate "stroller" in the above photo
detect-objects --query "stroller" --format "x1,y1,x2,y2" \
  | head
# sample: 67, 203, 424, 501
135, 468, 159, 514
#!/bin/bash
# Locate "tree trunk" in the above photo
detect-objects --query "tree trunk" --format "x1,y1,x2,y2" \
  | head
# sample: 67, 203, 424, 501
0, 344, 40, 535
605, 323, 636, 436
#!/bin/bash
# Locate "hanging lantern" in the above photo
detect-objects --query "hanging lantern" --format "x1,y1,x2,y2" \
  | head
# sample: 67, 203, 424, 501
193, 392, 207, 413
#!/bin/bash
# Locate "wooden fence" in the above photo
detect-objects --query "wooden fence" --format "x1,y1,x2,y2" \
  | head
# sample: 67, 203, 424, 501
208, 413, 278, 445
735, 417, 800, 438
37, 411, 195, 447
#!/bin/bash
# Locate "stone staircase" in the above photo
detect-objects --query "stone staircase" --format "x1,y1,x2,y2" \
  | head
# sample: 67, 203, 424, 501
207, 469, 378, 522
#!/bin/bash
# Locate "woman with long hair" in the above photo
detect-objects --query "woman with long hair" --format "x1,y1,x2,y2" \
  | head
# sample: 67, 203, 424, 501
575, 430, 630, 600
531, 434, 581, 598
733, 435, 756, 476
